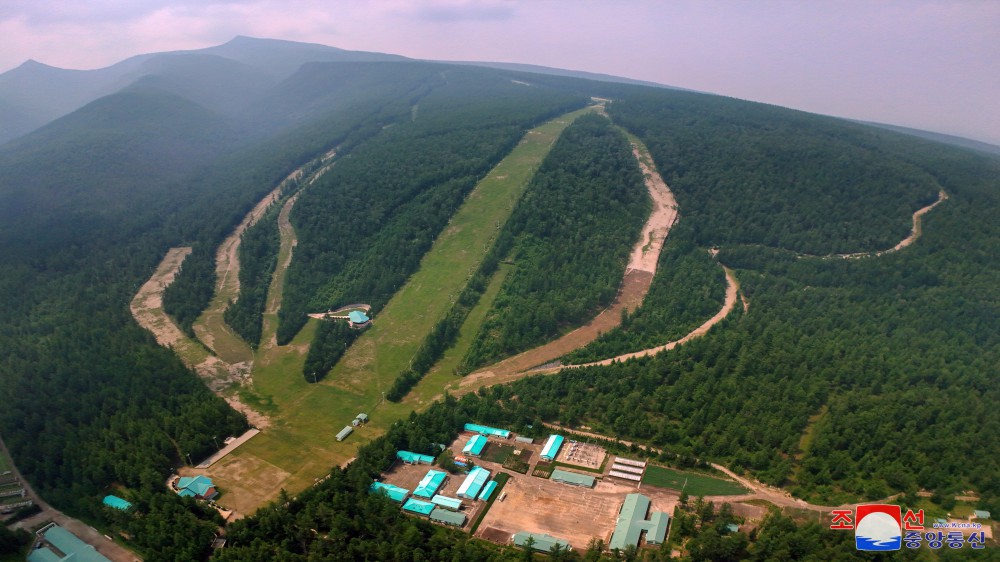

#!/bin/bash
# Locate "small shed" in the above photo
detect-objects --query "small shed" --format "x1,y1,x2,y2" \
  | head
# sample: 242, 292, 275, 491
336, 426, 353, 442
102, 495, 133, 511
514, 436, 534, 444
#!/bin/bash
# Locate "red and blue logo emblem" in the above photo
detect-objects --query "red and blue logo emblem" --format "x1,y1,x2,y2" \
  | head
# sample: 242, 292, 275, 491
855, 504, 902, 551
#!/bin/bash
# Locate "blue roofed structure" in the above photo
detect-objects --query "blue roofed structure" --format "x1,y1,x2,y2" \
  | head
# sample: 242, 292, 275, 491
402, 498, 435, 516
540, 434, 564, 461
464, 423, 511, 438
28, 525, 111, 562
102, 495, 132, 511
457, 466, 491, 499
396, 450, 435, 465
478, 480, 498, 501
462, 434, 488, 457
176, 475, 218, 500
413, 470, 447, 498
348, 310, 370, 328
370, 482, 410, 503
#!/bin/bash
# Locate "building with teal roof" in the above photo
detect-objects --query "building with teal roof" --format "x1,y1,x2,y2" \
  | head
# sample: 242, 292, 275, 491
462, 434, 488, 456
413, 470, 447, 498
370, 482, 410, 503
430, 494, 463, 511
457, 466, 490, 499
540, 434, 564, 461
396, 450, 435, 465
974, 510, 991, 519
648, 512, 670, 544
478, 480, 498, 501
512, 531, 573, 553
102, 495, 132, 511
28, 525, 111, 562
464, 423, 511, 438
402, 498, 435, 516
348, 310, 370, 328
175, 475, 218, 500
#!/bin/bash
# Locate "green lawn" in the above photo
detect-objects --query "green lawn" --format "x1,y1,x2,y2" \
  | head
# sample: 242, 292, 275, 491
642, 465, 748, 496
211, 107, 594, 513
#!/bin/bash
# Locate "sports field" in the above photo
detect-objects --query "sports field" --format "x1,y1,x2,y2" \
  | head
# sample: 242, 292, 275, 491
642, 465, 748, 496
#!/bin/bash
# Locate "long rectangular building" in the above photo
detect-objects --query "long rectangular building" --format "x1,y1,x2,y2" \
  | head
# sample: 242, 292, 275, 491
396, 450, 435, 465
540, 434, 564, 461
478, 480, 498, 501
610, 464, 645, 475
370, 482, 410, 503
402, 498, 435, 516
430, 494, 463, 511
614, 457, 646, 468
550, 469, 595, 488
608, 470, 642, 482
464, 423, 511, 438
430, 507, 466, 527
512, 531, 573, 553
413, 470, 447, 498
457, 466, 490, 499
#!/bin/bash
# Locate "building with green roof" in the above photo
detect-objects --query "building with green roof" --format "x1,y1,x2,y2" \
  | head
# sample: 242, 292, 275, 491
431, 494, 463, 511
102, 495, 132, 511
462, 434, 488, 456
551, 469, 595, 488
430, 507, 466, 527
396, 450, 435, 465
402, 498, 435, 516
540, 434, 564, 461
512, 531, 573, 553
609, 494, 671, 550
370, 482, 410, 503
413, 470, 447, 498
974, 510, 991, 519
464, 423, 511, 438
28, 525, 112, 562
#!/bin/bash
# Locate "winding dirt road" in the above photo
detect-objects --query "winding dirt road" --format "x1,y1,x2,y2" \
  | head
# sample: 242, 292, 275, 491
835, 189, 948, 259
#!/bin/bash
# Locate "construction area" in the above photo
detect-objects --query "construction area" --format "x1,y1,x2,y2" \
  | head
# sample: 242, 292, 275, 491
367, 424, 701, 552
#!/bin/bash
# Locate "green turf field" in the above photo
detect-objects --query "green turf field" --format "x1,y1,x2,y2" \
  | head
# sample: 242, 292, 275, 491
642, 465, 748, 496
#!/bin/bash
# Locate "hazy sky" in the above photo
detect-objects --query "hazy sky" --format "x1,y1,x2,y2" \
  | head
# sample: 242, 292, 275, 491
2, 0, 998, 144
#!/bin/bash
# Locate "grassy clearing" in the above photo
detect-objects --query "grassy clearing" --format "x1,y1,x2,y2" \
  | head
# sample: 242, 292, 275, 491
0, 451, 10, 472
480, 443, 515, 464
642, 465, 747, 496
211, 109, 592, 513
327, 107, 596, 397
405, 264, 511, 407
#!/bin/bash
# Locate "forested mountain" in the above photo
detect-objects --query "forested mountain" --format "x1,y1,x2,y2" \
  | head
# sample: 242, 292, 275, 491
1, 36, 998, 561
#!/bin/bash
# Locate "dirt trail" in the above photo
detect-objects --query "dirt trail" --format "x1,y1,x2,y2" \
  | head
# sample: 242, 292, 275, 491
130, 247, 192, 348
455, 137, 683, 393
1, 435, 141, 561
191, 171, 299, 362
837, 189, 948, 258
131, 248, 269, 429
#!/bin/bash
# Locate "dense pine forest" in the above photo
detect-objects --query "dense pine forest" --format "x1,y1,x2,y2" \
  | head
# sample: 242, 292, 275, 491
564, 223, 727, 363
460, 113, 649, 370
223, 201, 282, 348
